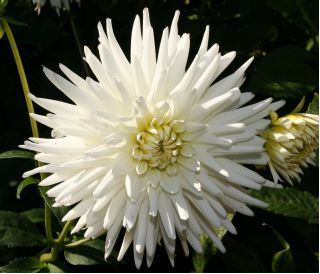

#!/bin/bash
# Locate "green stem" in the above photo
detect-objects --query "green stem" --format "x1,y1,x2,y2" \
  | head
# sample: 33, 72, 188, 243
2, 16, 80, 264
1, 17, 55, 252
1, 18, 39, 138
55, 220, 73, 244
45, 204, 54, 245
40, 220, 74, 263
40, 247, 61, 263
64, 238, 90, 249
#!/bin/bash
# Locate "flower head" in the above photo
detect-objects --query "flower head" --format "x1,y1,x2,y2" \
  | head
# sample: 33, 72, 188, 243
32, 0, 80, 15
22, 9, 285, 268
261, 97, 319, 184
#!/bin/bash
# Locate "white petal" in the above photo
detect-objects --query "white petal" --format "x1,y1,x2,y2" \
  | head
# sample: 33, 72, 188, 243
148, 186, 159, 217
169, 191, 189, 220
123, 195, 144, 230
158, 192, 176, 239
117, 230, 133, 261
62, 197, 94, 221
105, 208, 125, 259
160, 172, 180, 194
134, 198, 148, 253
168, 10, 180, 60
125, 172, 145, 202
103, 189, 126, 230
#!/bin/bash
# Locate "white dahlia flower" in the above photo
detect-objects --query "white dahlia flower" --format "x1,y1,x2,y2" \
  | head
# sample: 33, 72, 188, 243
21, 9, 285, 268
33, 0, 80, 15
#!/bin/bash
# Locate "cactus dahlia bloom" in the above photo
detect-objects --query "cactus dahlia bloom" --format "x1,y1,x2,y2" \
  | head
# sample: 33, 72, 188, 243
261, 97, 319, 184
32, 0, 80, 15
21, 9, 285, 268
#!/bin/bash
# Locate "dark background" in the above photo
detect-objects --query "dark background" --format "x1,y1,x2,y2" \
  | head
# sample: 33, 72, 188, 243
0, 0, 318, 272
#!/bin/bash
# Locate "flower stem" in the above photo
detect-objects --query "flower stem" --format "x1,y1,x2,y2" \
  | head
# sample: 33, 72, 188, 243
64, 238, 90, 249
44, 204, 54, 245
40, 221, 74, 263
0, 18, 39, 138
55, 220, 74, 244
1, 17, 56, 252
2, 16, 86, 264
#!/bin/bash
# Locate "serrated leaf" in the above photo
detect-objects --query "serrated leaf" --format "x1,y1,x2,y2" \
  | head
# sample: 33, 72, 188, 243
0, 211, 46, 248
21, 209, 44, 224
0, 150, 34, 160
64, 239, 116, 265
0, 257, 44, 273
39, 187, 68, 226
16, 177, 39, 199
307, 93, 319, 114
250, 187, 318, 224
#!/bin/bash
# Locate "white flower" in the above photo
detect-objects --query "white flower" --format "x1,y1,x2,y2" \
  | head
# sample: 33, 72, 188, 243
22, 9, 285, 268
32, 0, 80, 15
261, 97, 319, 184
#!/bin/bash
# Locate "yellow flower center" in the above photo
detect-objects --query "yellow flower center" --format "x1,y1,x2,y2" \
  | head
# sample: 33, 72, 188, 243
132, 117, 186, 175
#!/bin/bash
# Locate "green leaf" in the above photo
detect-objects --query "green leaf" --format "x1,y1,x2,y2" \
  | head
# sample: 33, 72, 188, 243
3, 16, 28, 27
250, 187, 319, 224
0, 150, 34, 160
21, 209, 45, 224
0, 0, 8, 14
307, 93, 319, 114
0, 257, 44, 273
0, 211, 46, 248
248, 46, 318, 98
64, 239, 116, 265
272, 248, 295, 272
16, 177, 39, 199
307, 93, 319, 166
267, 225, 295, 272
39, 187, 68, 226
44, 263, 65, 273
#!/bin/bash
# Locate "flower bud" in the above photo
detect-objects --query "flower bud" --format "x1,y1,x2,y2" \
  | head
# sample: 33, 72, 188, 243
261, 97, 319, 184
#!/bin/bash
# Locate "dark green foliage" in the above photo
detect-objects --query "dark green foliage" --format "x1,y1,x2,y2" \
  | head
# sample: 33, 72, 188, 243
39, 187, 69, 227
16, 177, 39, 199
21, 208, 45, 224
64, 239, 117, 265
0, 211, 46, 248
0, 150, 34, 160
308, 93, 319, 114
250, 187, 319, 224
0, 257, 44, 273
